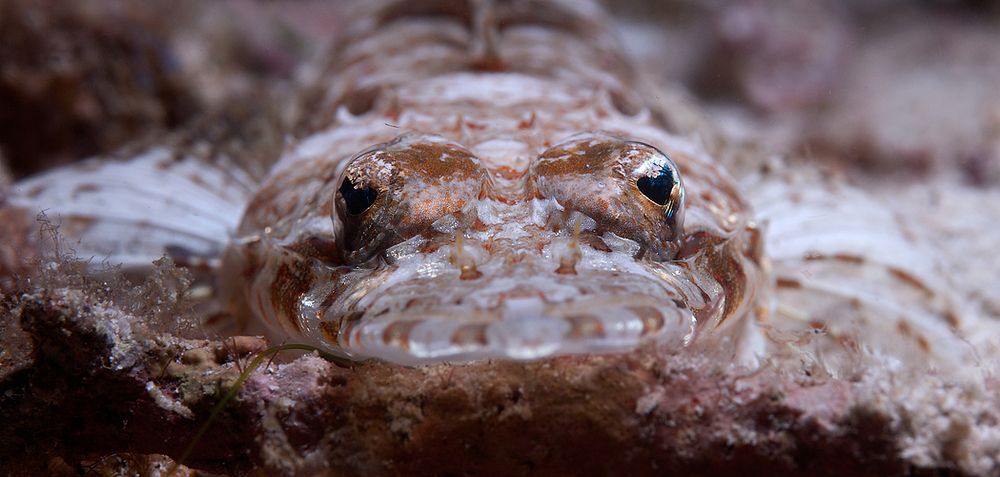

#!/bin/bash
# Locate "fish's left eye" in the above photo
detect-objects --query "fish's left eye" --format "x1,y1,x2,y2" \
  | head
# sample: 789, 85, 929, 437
532, 134, 686, 259
637, 165, 676, 206
634, 156, 683, 222
338, 177, 378, 215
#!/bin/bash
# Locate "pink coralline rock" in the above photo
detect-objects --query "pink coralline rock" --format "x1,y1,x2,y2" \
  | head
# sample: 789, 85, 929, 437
2, 286, 999, 476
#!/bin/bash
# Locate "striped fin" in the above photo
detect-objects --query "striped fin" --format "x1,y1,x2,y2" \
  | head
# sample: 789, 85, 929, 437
3, 146, 254, 275
745, 166, 977, 371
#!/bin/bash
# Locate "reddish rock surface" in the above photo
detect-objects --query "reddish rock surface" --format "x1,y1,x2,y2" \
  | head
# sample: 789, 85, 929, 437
2, 288, 996, 476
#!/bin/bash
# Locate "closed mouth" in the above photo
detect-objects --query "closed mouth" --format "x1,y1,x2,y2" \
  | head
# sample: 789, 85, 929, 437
321, 268, 700, 364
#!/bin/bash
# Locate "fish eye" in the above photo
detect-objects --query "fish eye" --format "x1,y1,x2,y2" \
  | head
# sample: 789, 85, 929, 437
532, 134, 686, 259
634, 158, 683, 221
636, 166, 675, 205
338, 177, 378, 215
333, 133, 490, 262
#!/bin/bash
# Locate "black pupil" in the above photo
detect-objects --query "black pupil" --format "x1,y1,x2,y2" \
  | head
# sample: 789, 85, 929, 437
339, 177, 378, 215
636, 165, 675, 206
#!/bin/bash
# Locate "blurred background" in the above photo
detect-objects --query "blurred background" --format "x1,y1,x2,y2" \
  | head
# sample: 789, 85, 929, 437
3, 0, 999, 183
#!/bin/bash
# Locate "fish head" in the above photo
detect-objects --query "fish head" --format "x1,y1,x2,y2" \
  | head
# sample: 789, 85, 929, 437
229, 128, 766, 364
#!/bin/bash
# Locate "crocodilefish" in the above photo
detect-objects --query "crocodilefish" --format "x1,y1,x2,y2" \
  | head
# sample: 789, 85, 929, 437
0, 0, 983, 369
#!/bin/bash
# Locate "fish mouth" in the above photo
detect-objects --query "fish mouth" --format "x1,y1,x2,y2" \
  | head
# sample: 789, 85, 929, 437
316, 263, 705, 365
344, 295, 696, 364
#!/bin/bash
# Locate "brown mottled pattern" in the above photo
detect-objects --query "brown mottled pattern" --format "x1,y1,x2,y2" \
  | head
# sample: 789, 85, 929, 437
887, 267, 934, 296
451, 323, 489, 347
382, 320, 421, 350
320, 310, 364, 345
629, 306, 666, 335
775, 276, 803, 289
566, 314, 605, 339
236, 159, 342, 239
532, 135, 687, 257
219, 0, 770, 363
337, 136, 490, 261
270, 261, 315, 333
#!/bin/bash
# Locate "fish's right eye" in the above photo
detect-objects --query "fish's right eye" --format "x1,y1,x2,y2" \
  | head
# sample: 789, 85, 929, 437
333, 133, 489, 263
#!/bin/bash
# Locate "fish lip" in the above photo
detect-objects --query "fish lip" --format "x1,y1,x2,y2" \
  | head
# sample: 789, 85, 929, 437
326, 292, 697, 365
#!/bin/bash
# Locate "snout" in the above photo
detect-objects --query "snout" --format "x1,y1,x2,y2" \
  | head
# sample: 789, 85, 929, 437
325, 268, 699, 364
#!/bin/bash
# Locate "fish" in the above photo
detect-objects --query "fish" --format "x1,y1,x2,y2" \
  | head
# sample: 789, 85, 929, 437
0, 0, 982, 369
